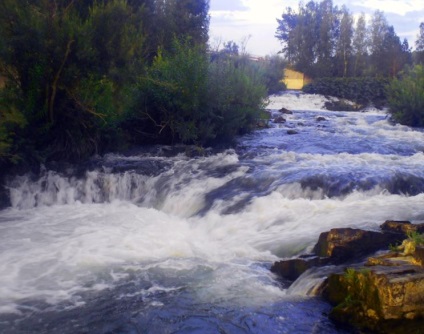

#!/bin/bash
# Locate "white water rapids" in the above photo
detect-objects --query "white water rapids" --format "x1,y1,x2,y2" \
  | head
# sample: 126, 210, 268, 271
1, 92, 424, 333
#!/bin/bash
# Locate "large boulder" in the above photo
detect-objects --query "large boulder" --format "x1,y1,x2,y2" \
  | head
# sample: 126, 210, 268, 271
324, 259, 424, 333
312, 228, 400, 264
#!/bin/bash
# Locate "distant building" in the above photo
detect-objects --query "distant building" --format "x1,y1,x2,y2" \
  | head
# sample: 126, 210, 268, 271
282, 69, 312, 90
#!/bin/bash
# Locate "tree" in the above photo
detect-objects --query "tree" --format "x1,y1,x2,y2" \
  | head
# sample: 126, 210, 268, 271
275, 7, 298, 63
368, 10, 389, 76
415, 22, 424, 64
0, 0, 145, 161
315, 0, 337, 77
141, 0, 210, 60
352, 13, 368, 76
335, 7, 354, 77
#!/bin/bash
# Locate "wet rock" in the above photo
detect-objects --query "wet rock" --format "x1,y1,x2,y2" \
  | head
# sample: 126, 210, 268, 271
278, 107, 293, 114
256, 119, 269, 128
312, 228, 399, 264
271, 256, 329, 281
274, 116, 286, 123
316, 116, 327, 122
324, 260, 424, 333
287, 129, 298, 135
414, 246, 424, 265
380, 220, 424, 235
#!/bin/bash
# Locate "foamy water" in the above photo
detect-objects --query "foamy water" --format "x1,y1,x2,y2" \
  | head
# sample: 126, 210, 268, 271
1, 92, 423, 333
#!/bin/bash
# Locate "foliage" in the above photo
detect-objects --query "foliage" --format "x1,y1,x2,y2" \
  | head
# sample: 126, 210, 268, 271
387, 65, 424, 126
127, 40, 268, 145
406, 230, 424, 246
415, 22, 424, 65
276, 2, 412, 78
0, 0, 145, 163
260, 55, 287, 94
303, 77, 389, 106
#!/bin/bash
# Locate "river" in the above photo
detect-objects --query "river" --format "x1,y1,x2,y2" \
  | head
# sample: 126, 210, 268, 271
1, 92, 424, 333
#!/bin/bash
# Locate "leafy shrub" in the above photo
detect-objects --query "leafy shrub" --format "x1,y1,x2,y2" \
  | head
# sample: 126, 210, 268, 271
387, 65, 424, 126
260, 55, 287, 94
128, 40, 268, 145
303, 77, 389, 106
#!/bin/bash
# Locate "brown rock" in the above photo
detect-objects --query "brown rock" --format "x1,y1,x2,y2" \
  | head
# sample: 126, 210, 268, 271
414, 246, 424, 266
271, 256, 328, 281
274, 116, 286, 123
279, 107, 293, 114
313, 228, 399, 264
325, 264, 424, 332
380, 220, 424, 234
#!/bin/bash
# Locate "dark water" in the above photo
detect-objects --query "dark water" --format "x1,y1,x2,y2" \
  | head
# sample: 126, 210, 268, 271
1, 92, 424, 333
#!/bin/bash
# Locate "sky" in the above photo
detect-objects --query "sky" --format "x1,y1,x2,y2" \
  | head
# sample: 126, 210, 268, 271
209, 0, 424, 56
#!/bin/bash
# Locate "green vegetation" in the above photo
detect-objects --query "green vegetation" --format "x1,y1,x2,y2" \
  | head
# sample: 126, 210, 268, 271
387, 65, 424, 127
276, 1, 411, 78
0, 0, 271, 170
127, 41, 268, 145
406, 230, 424, 246
303, 77, 389, 107
276, 0, 424, 124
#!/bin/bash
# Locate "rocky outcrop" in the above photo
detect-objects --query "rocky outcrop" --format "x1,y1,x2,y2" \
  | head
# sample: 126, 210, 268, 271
271, 220, 424, 333
272, 224, 406, 281
324, 253, 424, 333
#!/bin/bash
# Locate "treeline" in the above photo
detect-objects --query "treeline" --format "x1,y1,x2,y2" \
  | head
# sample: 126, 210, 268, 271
276, 0, 414, 78
0, 0, 281, 170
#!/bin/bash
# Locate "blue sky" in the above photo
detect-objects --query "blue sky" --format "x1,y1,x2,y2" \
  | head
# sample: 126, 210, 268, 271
209, 0, 424, 56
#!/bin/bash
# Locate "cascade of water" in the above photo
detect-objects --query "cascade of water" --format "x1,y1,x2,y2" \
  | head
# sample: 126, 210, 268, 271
1, 92, 424, 333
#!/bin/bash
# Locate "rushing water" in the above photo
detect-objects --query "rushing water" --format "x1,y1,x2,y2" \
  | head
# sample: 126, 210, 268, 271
2, 92, 424, 333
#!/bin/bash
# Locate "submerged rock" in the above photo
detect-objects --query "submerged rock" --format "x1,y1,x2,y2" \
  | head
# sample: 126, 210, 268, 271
274, 116, 286, 123
271, 256, 328, 281
278, 107, 293, 114
287, 129, 298, 135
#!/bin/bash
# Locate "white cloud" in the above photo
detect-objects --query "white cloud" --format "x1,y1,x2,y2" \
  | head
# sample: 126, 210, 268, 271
350, 0, 424, 16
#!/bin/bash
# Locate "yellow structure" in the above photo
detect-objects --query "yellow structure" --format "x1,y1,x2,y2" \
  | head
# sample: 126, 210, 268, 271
282, 69, 311, 90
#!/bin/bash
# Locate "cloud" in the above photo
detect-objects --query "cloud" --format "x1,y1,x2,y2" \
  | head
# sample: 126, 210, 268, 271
209, 0, 249, 12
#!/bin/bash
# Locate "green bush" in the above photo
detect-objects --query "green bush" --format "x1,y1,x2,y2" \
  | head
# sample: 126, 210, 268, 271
128, 40, 268, 145
303, 77, 389, 106
260, 55, 287, 94
387, 65, 424, 126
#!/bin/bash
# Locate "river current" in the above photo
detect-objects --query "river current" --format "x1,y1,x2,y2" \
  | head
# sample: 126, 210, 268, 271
1, 92, 424, 333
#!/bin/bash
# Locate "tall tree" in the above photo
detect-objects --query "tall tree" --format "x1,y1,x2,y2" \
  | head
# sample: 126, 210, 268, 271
368, 10, 389, 76
335, 6, 354, 77
315, 0, 337, 76
275, 7, 298, 63
352, 13, 368, 76
415, 22, 424, 64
